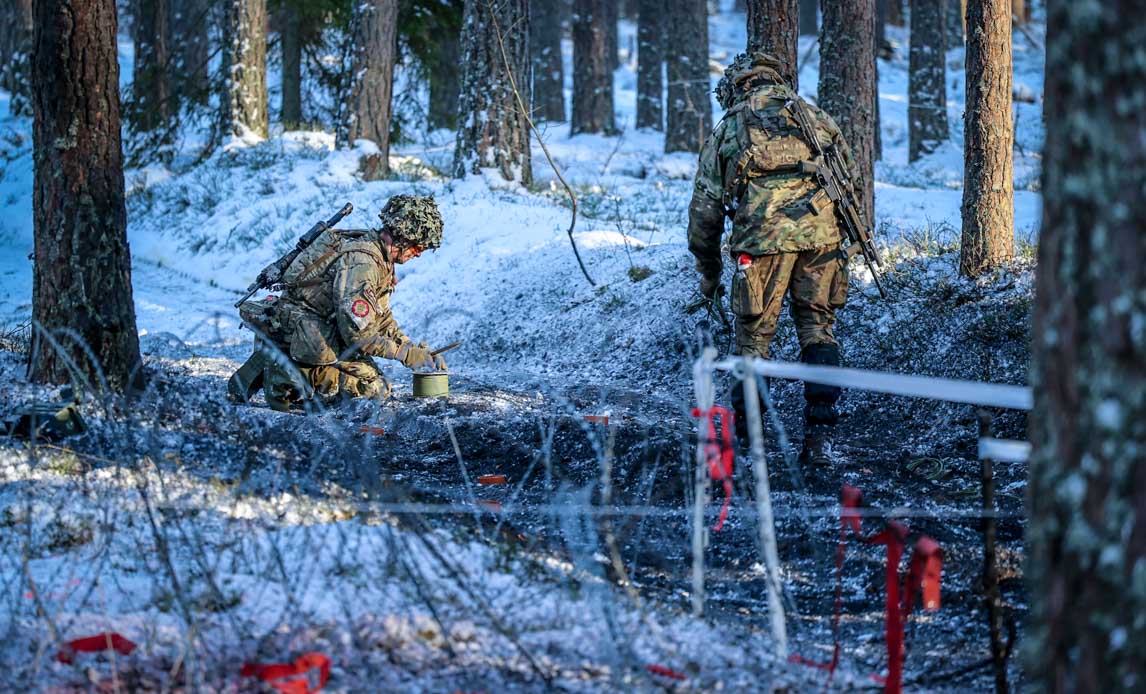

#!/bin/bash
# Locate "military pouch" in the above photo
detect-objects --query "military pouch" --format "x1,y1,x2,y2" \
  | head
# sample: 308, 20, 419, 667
239, 297, 281, 337
730, 260, 766, 316
829, 251, 850, 309
807, 188, 832, 216
288, 313, 339, 366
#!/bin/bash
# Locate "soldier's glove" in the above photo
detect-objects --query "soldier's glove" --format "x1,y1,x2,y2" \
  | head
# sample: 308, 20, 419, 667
699, 275, 724, 300
401, 341, 447, 373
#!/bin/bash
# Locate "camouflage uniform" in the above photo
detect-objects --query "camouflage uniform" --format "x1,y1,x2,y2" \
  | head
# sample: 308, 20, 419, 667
688, 51, 862, 457
229, 196, 446, 411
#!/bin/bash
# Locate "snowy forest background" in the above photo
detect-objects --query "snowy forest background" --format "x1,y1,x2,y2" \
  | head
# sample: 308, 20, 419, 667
0, 0, 1142, 691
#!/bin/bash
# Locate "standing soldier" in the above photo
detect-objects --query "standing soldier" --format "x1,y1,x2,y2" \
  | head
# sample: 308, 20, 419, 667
228, 195, 447, 411
688, 50, 862, 465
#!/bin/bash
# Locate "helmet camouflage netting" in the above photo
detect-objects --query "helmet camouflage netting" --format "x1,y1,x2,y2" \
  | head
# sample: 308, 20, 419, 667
715, 50, 787, 109
378, 194, 444, 249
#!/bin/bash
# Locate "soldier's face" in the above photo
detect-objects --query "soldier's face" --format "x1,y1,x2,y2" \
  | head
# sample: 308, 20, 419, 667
395, 245, 426, 264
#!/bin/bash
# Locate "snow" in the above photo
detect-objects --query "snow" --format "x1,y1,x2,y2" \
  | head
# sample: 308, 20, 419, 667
0, 3, 1047, 690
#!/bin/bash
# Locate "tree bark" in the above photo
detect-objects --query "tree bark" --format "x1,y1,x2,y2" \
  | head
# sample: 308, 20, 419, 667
1010, 0, 1023, 24
746, 0, 799, 90
947, 0, 966, 45
221, 0, 268, 138
430, 24, 462, 129
532, 0, 566, 122
664, 0, 710, 153
131, 0, 172, 132
170, 0, 210, 107
1, 0, 33, 116
799, 0, 816, 37
887, 0, 904, 25
958, 0, 1012, 277
572, 0, 615, 134
30, 0, 143, 392
605, 0, 619, 69
818, 0, 876, 224
281, 1, 302, 127
636, 0, 664, 130
1029, 1, 1146, 690
340, 0, 397, 181
453, 0, 532, 184
908, 0, 948, 161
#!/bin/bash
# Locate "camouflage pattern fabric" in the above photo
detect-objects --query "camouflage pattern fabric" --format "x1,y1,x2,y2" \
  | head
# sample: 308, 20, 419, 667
262, 356, 390, 411
730, 245, 848, 357
688, 82, 861, 281
378, 195, 443, 249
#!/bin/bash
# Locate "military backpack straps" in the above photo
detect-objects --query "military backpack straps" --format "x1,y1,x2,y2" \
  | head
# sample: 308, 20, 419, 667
280, 229, 387, 290
721, 87, 818, 217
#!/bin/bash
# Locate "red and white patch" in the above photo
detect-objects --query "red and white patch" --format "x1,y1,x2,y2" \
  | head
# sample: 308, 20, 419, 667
351, 299, 372, 318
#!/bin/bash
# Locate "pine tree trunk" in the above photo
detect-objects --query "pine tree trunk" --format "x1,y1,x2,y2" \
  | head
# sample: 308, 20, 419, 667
664, 0, 710, 153
340, 0, 397, 181
30, 0, 143, 392
131, 0, 171, 132
1029, 2, 1146, 690
818, 0, 876, 224
958, 0, 1012, 277
605, 0, 619, 70
908, 0, 947, 161
221, 0, 268, 138
453, 0, 531, 184
799, 0, 817, 37
636, 0, 664, 130
572, 0, 615, 134
2, 0, 33, 116
170, 0, 210, 107
887, 0, 904, 25
429, 26, 462, 129
947, 0, 966, 45
746, 0, 799, 90
281, 2, 302, 127
873, 3, 882, 161
532, 0, 565, 122
876, 0, 888, 52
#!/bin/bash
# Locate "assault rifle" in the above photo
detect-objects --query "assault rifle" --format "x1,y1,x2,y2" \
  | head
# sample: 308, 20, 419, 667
785, 100, 888, 299
234, 202, 354, 308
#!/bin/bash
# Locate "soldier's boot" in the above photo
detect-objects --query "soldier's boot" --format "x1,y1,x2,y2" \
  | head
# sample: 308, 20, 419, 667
800, 342, 842, 465
228, 352, 267, 404
264, 363, 315, 412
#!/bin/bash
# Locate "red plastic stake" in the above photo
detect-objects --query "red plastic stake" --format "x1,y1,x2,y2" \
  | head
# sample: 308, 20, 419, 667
646, 664, 687, 680
241, 652, 331, 694
57, 632, 137, 664
690, 405, 736, 531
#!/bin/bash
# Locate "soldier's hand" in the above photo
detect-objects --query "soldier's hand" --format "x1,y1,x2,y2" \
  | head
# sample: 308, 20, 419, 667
432, 354, 447, 372
699, 276, 724, 299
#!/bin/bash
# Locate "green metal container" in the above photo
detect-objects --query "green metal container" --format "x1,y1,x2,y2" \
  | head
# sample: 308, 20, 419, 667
412, 371, 449, 398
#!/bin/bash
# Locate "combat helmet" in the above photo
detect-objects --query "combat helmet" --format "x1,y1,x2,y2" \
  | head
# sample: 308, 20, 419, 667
715, 50, 788, 109
378, 194, 444, 249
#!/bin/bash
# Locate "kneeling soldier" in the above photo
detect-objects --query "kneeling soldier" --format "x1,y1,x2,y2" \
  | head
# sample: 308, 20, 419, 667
229, 195, 447, 411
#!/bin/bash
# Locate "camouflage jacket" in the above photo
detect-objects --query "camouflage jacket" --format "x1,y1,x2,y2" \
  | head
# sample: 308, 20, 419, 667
272, 227, 411, 365
688, 83, 860, 280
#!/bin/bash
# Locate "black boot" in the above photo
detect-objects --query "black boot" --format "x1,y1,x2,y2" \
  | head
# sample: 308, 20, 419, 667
730, 375, 771, 449
227, 351, 266, 403
799, 424, 835, 465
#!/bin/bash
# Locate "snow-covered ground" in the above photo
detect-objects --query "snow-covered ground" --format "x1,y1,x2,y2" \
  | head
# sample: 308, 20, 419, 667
0, 5, 1043, 691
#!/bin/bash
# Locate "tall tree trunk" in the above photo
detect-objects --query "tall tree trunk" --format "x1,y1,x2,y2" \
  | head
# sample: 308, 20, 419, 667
664, 0, 710, 153
532, 0, 565, 122
799, 0, 817, 37
340, 0, 397, 181
908, 0, 948, 161
1010, 0, 1023, 24
131, 0, 171, 132
1029, 1, 1146, 690
873, 2, 882, 161
1, 0, 33, 116
221, 0, 268, 138
876, 0, 888, 52
887, 0, 904, 25
453, 0, 531, 184
430, 26, 462, 129
280, 2, 302, 127
30, 0, 143, 392
170, 0, 210, 107
819, 0, 876, 224
572, 0, 614, 134
746, 0, 799, 90
605, 0, 619, 69
947, 0, 966, 45
636, 0, 664, 130
958, 0, 1012, 277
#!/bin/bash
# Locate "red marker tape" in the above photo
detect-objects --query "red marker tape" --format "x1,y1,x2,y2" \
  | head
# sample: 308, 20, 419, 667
241, 652, 331, 694
57, 632, 136, 664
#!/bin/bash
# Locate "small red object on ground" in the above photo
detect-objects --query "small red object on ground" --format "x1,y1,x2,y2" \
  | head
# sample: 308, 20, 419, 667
477, 474, 507, 485
583, 414, 609, 425
646, 664, 687, 680
358, 425, 385, 435
241, 652, 331, 694
57, 632, 136, 664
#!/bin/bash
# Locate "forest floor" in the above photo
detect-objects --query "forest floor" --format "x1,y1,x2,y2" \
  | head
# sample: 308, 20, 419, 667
0, 5, 1044, 692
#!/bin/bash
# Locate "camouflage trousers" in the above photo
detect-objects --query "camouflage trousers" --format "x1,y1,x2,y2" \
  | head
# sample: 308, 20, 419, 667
729, 244, 848, 357
228, 340, 390, 412
729, 244, 848, 429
